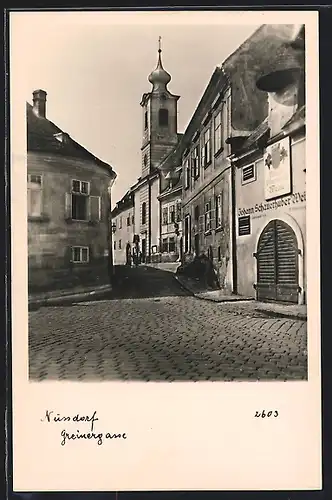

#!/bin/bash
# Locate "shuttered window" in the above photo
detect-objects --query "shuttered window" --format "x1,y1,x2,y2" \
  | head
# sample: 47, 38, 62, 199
162, 207, 168, 225
162, 238, 168, 253
184, 158, 190, 189
169, 237, 176, 252
238, 215, 251, 236
169, 205, 175, 223
191, 146, 200, 179
66, 179, 101, 223
242, 164, 256, 185
176, 201, 182, 222
214, 111, 222, 153
141, 202, 147, 225
204, 200, 212, 232
215, 193, 223, 228
27, 174, 42, 217
201, 128, 211, 168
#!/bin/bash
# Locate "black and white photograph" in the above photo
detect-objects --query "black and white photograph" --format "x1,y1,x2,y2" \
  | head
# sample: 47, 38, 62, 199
9, 9, 321, 492
23, 17, 307, 382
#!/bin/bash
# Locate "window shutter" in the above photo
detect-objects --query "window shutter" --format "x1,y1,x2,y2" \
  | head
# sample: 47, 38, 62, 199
65, 193, 72, 219
89, 196, 101, 222
210, 208, 216, 230
198, 215, 205, 234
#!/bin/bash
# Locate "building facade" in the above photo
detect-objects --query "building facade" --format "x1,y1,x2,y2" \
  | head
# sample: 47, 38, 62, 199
27, 90, 116, 292
112, 190, 135, 265
233, 25, 306, 304
158, 170, 183, 262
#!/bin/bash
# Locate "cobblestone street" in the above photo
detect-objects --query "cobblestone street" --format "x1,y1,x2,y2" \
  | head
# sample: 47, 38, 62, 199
29, 266, 307, 381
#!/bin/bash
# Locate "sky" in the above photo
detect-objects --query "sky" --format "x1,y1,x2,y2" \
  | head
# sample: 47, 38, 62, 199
11, 11, 260, 205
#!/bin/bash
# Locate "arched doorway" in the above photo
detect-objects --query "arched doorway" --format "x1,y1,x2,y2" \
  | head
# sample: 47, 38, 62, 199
255, 219, 299, 303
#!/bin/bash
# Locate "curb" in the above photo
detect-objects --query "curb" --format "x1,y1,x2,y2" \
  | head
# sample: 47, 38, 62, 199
174, 275, 307, 321
28, 284, 113, 309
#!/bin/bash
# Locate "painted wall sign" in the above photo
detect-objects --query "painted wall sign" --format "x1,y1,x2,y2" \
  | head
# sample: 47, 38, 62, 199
264, 137, 291, 200
238, 191, 306, 217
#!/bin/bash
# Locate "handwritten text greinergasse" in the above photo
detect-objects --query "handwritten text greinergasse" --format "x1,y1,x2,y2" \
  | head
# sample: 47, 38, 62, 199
41, 410, 127, 446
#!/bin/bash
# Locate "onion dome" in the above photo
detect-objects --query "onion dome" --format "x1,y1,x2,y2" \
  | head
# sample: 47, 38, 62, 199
148, 37, 171, 90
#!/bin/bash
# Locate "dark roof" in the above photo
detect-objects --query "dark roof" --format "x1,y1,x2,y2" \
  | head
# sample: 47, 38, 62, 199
111, 189, 135, 217
239, 117, 270, 153
27, 102, 115, 176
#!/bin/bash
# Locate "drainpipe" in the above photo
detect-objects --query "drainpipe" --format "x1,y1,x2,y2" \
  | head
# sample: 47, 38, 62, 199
230, 159, 238, 294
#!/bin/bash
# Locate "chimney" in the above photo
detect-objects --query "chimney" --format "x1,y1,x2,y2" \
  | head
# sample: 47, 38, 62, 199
32, 89, 47, 118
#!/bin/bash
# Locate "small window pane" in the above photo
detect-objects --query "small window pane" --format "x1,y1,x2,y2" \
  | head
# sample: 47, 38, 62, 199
72, 180, 80, 192
81, 248, 88, 262
81, 181, 89, 194
72, 247, 80, 261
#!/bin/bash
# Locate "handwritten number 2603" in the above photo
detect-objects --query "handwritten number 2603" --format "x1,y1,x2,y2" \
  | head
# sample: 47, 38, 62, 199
255, 410, 279, 418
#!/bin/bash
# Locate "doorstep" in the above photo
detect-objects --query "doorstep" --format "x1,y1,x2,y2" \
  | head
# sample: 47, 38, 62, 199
174, 275, 307, 320
28, 283, 112, 307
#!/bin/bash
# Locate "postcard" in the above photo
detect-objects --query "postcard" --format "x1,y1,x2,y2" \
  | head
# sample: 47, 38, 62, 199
10, 9, 321, 492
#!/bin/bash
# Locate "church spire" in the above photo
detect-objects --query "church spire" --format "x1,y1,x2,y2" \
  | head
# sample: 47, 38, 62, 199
148, 36, 171, 90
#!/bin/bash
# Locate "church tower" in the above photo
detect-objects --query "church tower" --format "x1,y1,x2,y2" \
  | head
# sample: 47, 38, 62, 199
140, 38, 180, 178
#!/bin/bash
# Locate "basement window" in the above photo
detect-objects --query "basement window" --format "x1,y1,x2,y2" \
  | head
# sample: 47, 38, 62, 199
238, 216, 251, 236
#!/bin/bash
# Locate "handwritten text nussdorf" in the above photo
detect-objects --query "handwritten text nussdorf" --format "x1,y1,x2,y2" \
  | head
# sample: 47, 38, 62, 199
41, 410, 127, 446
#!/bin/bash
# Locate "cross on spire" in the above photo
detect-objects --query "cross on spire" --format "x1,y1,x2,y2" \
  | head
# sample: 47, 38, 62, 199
158, 36, 162, 53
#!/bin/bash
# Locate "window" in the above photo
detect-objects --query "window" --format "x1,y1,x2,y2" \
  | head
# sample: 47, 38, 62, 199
162, 238, 168, 253
218, 246, 222, 261
159, 108, 169, 127
214, 111, 222, 154
127, 216, 131, 226
204, 200, 212, 232
169, 237, 176, 252
238, 216, 251, 236
176, 201, 182, 222
27, 174, 42, 217
191, 146, 200, 179
169, 205, 175, 223
242, 164, 256, 185
71, 246, 89, 263
144, 110, 148, 130
119, 216, 122, 229
184, 215, 191, 253
72, 179, 89, 194
131, 215, 135, 225
194, 205, 200, 221
142, 202, 147, 225
119, 239, 122, 249
184, 158, 190, 189
201, 128, 211, 167
70, 179, 90, 221
215, 193, 223, 229
143, 154, 148, 167
162, 207, 168, 225
114, 241, 116, 250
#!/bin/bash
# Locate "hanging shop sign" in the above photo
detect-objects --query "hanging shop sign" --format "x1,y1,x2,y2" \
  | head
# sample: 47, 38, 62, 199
264, 137, 291, 200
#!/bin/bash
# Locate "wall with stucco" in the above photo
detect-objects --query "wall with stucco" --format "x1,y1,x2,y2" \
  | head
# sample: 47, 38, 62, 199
235, 135, 306, 300
27, 152, 112, 292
